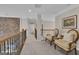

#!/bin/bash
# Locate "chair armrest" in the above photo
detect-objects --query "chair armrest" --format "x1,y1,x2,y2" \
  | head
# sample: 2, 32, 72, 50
55, 37, 62, 39
54, 35, 63, 40
53, 37, 63, 42
61, 35, 64, 38
69, 41, 76, 50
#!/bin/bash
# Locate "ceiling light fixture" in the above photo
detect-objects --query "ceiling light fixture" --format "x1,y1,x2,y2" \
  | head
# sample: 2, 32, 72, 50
28, 9, 32, 13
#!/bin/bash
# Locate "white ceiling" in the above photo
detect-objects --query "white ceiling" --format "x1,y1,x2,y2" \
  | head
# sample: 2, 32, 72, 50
0, 4, 71, 18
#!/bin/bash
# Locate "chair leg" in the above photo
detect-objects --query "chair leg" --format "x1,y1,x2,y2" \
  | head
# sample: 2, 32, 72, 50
75, 48, 77, 55
54, 44, 56, 49
65, 51, 68, 55
45, 38, 47, 41
50, 41, 52, 46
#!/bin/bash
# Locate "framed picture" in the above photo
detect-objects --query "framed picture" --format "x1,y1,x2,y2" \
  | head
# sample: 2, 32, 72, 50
62, 15, 77, 29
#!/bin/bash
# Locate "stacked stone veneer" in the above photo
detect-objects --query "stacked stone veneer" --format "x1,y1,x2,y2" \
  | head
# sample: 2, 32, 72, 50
0, 17, 20, 36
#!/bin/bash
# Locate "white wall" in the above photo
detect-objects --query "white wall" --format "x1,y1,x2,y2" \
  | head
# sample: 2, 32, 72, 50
20, 18, 28, 31
42, 20, 55, 29
55, 6, 79, 50
42, 15, 55, 29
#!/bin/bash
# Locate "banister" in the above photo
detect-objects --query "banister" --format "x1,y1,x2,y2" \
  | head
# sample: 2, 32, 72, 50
0, 32, 20, 44
0, 29, 26, 43
0, 29, 26, 55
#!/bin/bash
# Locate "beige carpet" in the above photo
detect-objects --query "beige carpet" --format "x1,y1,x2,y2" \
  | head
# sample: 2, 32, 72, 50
21, 37, 63, 55
21, 36, 78, 55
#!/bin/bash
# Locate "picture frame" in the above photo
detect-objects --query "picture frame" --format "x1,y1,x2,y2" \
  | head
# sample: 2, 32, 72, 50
62, 15, 77, 29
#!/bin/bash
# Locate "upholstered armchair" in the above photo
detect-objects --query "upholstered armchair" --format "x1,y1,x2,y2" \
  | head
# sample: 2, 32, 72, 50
44, 28, 59, 45
54, 29, 79, 55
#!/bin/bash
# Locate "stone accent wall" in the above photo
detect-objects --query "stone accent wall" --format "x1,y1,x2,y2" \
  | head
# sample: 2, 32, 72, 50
0, 17, 20, 36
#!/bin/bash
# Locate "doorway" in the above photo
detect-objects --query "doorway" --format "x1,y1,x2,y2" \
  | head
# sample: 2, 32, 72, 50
29, 24, 37, 40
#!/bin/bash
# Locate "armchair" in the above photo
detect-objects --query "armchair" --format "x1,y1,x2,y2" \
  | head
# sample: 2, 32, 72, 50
44, 28, 59, 45
54, 29, 79, 55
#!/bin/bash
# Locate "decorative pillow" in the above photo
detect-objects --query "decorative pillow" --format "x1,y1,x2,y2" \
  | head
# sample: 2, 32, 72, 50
63, 33, 73, 42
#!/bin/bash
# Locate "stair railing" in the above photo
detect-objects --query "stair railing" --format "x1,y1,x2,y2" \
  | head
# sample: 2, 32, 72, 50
0, 29, 26, 55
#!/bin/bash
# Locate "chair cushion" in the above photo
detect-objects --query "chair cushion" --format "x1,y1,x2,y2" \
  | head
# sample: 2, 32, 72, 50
63, 33, 73, 42
55, 39, 76, 51
69, 30, 77, 41
46, 35, 52, 41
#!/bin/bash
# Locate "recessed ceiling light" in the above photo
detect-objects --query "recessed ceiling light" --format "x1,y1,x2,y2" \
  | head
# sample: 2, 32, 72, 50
28, 9, 32, 13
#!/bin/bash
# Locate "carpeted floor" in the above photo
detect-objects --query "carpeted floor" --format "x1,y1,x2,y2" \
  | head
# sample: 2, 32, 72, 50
21, 36, 79, 55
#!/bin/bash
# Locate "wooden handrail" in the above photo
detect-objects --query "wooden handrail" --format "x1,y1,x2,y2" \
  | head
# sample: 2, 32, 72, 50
0, 32, 20, 44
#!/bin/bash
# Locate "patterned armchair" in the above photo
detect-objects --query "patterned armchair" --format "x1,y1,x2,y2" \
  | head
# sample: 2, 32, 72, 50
54, 29, 79, 55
